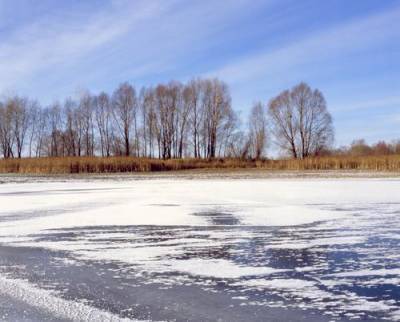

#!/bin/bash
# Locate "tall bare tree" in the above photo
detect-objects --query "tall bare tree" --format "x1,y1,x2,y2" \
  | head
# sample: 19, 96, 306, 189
34, 108, 47, 157
2, 96, 33, 158
269, 82, 333, 158
0, 101, 14, 158
27, 101, 41, 157
248, 102, 267, 159
202, 79, 233, 158
63, 98, 77, 157
94, 92, 113, 157
112, 83, 137, 156
186, 79, 203, 158
79, 92, 95, 156
141, 87, 158, 158
155, 83, 176, 159
47, 103, 64, 157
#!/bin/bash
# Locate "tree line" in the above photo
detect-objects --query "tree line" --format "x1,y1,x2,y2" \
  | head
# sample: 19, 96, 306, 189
0, 79, 334, 160
333, 139, 400, 157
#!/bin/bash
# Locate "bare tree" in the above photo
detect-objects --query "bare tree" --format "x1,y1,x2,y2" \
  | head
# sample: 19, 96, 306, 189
63, 99, 77, 156
186, 79, 204, 158
225, 130, 251, 159
248, 102, 267, 159
269, 82, 333, 158
78, 92, 95, 156
268, 90, 298, 158
202, 79, 233, 158
154, 83, 179, 159
94, 92, 113, 157
47, 103, 63, 157
176, 83, 193, 158
292, 83, 333, 157
112, 83, 137, 156
27, 101, 41, 157
34, 108, 48, 157
4, 96, 32, 158
0, 101, 14, 158
138, 88, 147, 157
141, 87, 158, 158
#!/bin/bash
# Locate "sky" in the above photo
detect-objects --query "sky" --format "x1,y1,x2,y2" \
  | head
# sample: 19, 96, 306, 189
0, 0, 399, 147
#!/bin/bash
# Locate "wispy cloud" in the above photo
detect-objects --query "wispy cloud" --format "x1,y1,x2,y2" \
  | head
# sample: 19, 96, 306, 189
336, 111, 400, 145
0, 1, 167, 91
331, 96, 400, 113
206, 5, 400, 85
0, 0, 272, 98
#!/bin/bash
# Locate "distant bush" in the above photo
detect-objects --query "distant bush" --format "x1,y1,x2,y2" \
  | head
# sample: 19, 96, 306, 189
331, 139, 400, 157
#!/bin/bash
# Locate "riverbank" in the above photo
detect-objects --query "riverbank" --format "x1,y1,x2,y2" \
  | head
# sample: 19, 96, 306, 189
1, 168, 400, 184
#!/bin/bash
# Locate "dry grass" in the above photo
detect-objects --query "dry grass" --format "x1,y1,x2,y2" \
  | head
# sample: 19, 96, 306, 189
0, 155, 400, 174
0, 157, 252, 174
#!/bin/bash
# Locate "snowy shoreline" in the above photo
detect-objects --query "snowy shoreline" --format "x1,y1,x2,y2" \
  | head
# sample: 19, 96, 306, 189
1, 169, 400, 184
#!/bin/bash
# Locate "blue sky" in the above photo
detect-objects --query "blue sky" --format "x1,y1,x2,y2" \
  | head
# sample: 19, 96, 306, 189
0, 0, 399, 147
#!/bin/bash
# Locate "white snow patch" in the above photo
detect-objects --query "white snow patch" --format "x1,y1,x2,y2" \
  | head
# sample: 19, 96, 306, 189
238, 278, 316, 290
330, 268, 400, 278
0, 275, 140, 321
157, 259, 288, 279
267, 236, 366, 249
239, 205, 346, 226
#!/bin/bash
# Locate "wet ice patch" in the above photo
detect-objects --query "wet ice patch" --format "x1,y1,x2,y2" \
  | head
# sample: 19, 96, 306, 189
193, 212, 241, 225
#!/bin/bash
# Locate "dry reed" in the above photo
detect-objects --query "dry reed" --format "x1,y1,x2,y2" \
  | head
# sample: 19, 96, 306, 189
0, 155, 399, 174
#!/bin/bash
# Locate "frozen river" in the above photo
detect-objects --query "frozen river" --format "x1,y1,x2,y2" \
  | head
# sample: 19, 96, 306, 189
0, 176, 399, 321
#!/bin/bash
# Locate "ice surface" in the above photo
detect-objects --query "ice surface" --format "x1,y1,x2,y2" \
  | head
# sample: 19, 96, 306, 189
1, 177, 400, 320
0, 275, 137, 321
